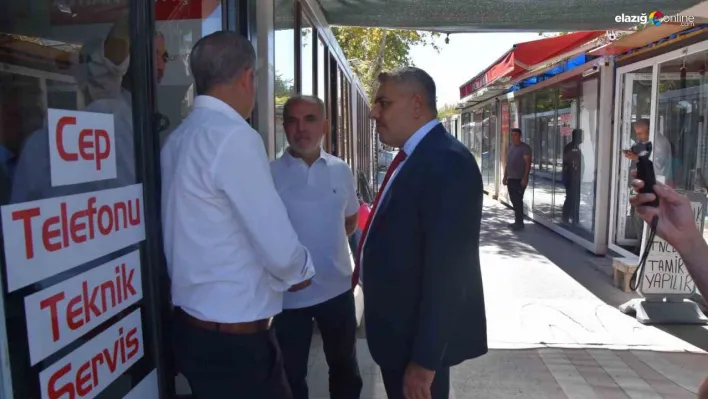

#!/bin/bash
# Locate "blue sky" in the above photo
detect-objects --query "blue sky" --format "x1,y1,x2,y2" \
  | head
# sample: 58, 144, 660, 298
409, 32, 541, 107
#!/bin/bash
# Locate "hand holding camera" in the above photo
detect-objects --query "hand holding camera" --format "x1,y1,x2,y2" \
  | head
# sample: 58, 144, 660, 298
628, 141, 659, 207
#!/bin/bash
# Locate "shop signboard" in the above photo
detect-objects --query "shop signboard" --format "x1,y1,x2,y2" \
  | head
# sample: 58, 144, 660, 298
38, 309, 144, 399
0, 183, 145, 292
49, 0, 221, 25
24, 250, 143, 365
47, 109, 116, 187
559, 111, 573, 136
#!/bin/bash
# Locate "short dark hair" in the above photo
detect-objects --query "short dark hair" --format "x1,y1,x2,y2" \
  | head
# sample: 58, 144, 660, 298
283, 95, 326, 120
511, 128, 522, 135
377, 67, 438, 117
189, 31, 255, 95
635, 119, 650, 128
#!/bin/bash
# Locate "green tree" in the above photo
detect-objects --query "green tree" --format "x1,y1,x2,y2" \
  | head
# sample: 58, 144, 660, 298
331, 27, 442, 98
538, 31, 569, 37
438, 103, 457, 120
275, 73, 294, 105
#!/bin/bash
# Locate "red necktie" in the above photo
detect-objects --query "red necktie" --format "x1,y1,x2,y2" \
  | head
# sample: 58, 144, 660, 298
352, 150, 407, 288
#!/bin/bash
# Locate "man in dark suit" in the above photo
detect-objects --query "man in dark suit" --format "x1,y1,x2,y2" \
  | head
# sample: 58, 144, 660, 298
353, 67, 487, 399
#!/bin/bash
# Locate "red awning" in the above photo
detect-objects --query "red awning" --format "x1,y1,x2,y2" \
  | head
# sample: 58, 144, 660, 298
459, 31, 606, 99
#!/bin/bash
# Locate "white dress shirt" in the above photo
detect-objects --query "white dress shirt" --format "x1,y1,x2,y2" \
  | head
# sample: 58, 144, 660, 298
358, 119, 439, 280
271, 148, 359, 309
161, 96, 315, 323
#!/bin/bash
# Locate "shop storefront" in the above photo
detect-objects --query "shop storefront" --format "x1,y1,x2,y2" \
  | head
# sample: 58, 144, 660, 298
0, 1, 373, 397
609, 31, 708, 260
459, 102, 499, 196
456, 32, 615, 254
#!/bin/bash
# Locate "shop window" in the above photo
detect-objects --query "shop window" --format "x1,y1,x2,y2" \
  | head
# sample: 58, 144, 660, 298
344, 76, 352, 165
461, 112, 472, 150
156, 2, 224, 147
336, 68, 343, 157
499, 101, 511, 202
483, 104, 497, 193
552, 79, 579, 227
576, 77, 600, 236
274, 0, 296, 159
317, 36, 327, 105
655, 49, 708, 243
518, 94, 536, 211
300, 16, 314, 96
531, 86, 557, 219
656, 52, 706, 190
472, 109, 483, 161
0, 0, 195, 396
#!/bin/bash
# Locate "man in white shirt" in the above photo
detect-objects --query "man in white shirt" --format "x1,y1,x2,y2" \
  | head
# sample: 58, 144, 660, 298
161, 31, 315, 399
270, 95, 363, 399
624, 119, 673, 183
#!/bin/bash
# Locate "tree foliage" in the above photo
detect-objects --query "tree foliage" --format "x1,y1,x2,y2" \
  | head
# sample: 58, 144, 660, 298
438, 103, 457, 120
331, 27, 442, 98
275, 73, 294, 105
538, 31, 569, 37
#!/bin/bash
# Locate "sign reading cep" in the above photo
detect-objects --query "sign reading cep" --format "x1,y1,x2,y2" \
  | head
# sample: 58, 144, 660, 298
48, 109, 116, 187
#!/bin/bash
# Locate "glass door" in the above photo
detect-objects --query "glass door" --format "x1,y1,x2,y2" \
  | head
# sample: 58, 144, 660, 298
612, 68, 653, 255
0, 1, 170, 397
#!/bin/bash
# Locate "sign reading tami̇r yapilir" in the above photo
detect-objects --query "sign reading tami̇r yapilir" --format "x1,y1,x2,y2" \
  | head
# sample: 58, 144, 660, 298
639, 195, 705, 297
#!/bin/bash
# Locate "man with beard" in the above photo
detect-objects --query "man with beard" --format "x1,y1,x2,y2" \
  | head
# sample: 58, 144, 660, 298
270, 95, 363, 399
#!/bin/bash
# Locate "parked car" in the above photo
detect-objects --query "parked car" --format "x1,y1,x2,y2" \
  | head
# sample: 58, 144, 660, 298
347, 172, 374, 327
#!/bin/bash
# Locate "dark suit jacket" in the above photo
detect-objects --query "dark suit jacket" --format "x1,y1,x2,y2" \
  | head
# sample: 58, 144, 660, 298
362, 123, 487, 371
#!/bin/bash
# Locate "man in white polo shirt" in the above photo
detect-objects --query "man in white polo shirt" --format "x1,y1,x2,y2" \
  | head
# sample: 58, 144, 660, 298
271, 95, 363, 399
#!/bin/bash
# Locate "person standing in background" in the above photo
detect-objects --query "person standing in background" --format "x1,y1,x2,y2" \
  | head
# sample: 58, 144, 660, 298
357, 67, 487, 399
562, 129, 583, 224
161, 31, 314, 399
623, 119, 673, 185
502, 128, 532, 231
270, 95, 363, 399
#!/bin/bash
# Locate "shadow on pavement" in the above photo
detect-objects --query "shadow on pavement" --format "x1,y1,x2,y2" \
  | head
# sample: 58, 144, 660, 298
482, 198, 708, 353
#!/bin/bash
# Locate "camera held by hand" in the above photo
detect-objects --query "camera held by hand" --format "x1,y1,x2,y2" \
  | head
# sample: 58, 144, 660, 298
630, 140, 659, 207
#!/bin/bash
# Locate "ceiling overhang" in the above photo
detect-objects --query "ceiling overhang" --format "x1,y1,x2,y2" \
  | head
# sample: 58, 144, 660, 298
314, 0, 704, 33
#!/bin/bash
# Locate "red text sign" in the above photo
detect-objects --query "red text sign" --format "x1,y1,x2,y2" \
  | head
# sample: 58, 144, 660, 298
1, 184, 145, 292
49, 0, 221, 25
39, 309, 144, 399
25, 251, 143, 365
48, 109, 116, 187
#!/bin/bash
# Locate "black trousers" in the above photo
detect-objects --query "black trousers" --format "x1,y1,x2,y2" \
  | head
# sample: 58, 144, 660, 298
562, 179, 580, 223
173, 309, 292, 399
381, 367, 450, 399
274, 290, 363, 399
507, 178, 526, 225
